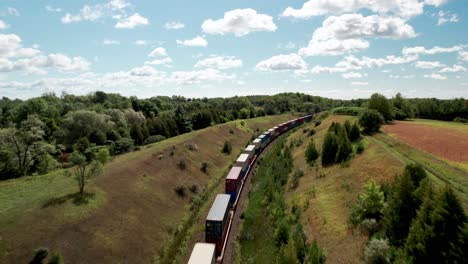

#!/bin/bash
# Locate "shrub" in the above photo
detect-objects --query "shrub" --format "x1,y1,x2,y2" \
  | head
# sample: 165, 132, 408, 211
363, 238, 391, 264
274, 219, 290, 247
113, 138, 134, 154
48, 252, 64, 264
359, 109, 384, 133
188, 184, 198, 194
290, 169, 305, 190
360, 218, 379, 235
349, 122, 361, 142
200, 162, 208, 173
96, 147, 111, 164
303, 128, 309, 134
335, 130, 352, 163
222, 141, 232, 155
184, 143, 198, 151
315, 120, 321, 127
321, 132, 338, 166
37, 154, 60, 175
30, 248, 48, 264
229, 128, 234, 134
174, 185, 186, 198
356, 141, 365, 154
305, 140, 319, 166
307, 240, 326, 264
308, 129, 316, 136
332, 107, 364, 116
177, 160, 186, 170
351, 181, 385, 225
453, 117, 468, 123
143, 135, 166, 145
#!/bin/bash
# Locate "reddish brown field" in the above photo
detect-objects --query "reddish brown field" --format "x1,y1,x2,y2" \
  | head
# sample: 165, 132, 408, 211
383, 121, 468, 163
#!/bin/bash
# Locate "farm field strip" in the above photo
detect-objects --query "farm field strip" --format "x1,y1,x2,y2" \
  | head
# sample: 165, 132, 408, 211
372, 133, 468, 211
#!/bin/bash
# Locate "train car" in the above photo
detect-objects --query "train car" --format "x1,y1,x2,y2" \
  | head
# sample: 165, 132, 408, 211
252, 138, 262, 153
305, 114, 313, 122
288, 119, 298, 129
245, 144, 257, 155
225, 166, 242, 204
188, 243, 216, 264
206, 194, 231, 256
243, 145, 256, 162
296, 117, 305, 125
278, 122, 289, 134
235, 153, 251, 177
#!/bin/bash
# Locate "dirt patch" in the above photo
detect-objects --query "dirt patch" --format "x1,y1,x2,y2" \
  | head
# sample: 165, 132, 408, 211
383, 121, 468, 163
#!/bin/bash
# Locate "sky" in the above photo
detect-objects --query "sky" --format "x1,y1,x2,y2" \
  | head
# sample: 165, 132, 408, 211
0, 0, 467, 100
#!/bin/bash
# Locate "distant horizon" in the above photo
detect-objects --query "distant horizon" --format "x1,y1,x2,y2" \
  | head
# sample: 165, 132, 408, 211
1, 1, 467, 100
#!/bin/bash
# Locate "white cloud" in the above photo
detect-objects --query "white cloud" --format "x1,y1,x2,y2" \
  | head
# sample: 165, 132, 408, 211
281, 0, 425, 19
299, 14, 416, 56
425, 0, 448, 7
439, 65, 466, 73
402, 45, 466, 55
351, 81, 369, 86
170, 68, 234, 85
164, 21, 185, 30
311, 54, 417, 74
7, 7, 19, 16
148, 47, 168, 57
424, 73, 447, 80
0, 20, 8, 30
342, 71, 366, 79
195, 56, 242, 70
115, 13, 149, 29
145, 57, 173, 66
256, 53, 307, 72
61, 0, 147, 29
437, 10, 458, 26
415, 61, 446, 69
103, 39, 120, 45
134, 40, 147, 46
202, 8, 277, 37
459, 51, 468, 62
0, 33, 89, 74
176, 36, 208, 47
46, 6, 63, 13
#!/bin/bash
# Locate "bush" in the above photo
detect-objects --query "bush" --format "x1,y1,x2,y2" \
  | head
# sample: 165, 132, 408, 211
30, 248, 48, 264
222, 141, 232, 155
308, 129, 316, 136
229, 128, 234, 134
315, 120, 321, 127
274, 219, 290, 246
113, 138, 134, 154
188, 184, 198, 194
200, 162, 208, 173
359, 109, 384, 133
177, 160, 186, 170
307, 240, 326, 264
174, 185, 186, 198
349, 122, 360, 142
321, 132, 338, 166
305, 140, 319, 166
356, 141, 365, 154
48, 252, 64, 264
360, 218, 379, 235
96, 147, 111, 164
453, 117, 468, 123
143, 135, 166, 145
37, 154, 60, 175
290, 169, 305, 190
332, 107, 364, 116
363, 238, 391, 264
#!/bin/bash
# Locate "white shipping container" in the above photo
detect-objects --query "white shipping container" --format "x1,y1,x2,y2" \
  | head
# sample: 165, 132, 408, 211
188, 243, 216, 264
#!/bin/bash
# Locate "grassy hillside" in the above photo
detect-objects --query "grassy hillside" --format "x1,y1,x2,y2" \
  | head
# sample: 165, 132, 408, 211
284, 115, 405, 263
0, 114, 294, 264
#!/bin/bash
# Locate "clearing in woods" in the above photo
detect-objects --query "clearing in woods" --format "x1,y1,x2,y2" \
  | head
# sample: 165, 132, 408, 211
0, 114, 293, 264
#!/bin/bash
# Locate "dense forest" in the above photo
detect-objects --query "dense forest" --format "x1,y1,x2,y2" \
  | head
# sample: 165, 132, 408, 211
0, 92, 466, 180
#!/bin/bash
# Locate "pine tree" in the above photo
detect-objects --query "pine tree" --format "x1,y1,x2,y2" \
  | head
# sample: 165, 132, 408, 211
305, 140, 319, 166
383, 172, 419, 246
348, 122, 360, 142
335, 126, 352, 163
321, 132, 338, 166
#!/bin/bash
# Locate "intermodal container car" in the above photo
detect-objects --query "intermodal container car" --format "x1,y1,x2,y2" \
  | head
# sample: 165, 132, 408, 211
225, 166, 242, 204
235, 153, 251, 177
206, 194, 231, 256
188, 243, 216, 264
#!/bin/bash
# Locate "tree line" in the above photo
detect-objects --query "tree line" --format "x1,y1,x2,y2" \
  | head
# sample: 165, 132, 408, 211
350, 164, 467, 263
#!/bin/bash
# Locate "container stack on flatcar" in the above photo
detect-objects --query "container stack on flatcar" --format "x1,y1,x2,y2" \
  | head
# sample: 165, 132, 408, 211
188, 115, 313, 264
188, 243, 216, 264
205, 194, 231, 256
225, 167, 242, 204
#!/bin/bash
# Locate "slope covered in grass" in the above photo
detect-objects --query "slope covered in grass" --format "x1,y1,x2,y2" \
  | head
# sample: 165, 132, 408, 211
0, 114, 293, 264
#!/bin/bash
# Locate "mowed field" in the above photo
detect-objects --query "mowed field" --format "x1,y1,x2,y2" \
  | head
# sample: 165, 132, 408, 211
285, 115, 405, 263
0, 114, 293, 264
383, 119, 468, 164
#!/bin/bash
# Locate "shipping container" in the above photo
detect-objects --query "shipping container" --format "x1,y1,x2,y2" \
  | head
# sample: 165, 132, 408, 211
225, 166, 242, 204
235, 153, 251, 176
305, 114, 313, 122
252, 138, 262, 153
206, 194, 231, 256
188, 243, 216, 264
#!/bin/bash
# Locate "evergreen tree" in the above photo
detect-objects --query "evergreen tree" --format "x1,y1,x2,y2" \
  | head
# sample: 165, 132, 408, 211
335, 127, 352, 163
321, 132, 338, 166
277, 241, 300, 264
348, 122, 360, 142
351, 181, 385, 224
305, 140, 319, 166
306, 240, 326, 264
368, 93, 394, 122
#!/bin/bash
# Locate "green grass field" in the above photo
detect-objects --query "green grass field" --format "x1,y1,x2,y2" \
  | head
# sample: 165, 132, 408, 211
0, 114, 294, 264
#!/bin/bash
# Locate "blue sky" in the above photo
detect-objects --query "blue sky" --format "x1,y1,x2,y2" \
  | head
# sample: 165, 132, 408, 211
0, 0, 467, 100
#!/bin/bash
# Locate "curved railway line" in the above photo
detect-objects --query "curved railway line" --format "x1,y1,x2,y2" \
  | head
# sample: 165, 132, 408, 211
187, 115, 313, 264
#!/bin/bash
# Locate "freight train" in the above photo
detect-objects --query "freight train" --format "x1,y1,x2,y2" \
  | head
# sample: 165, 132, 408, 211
188, 115, 313, 263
